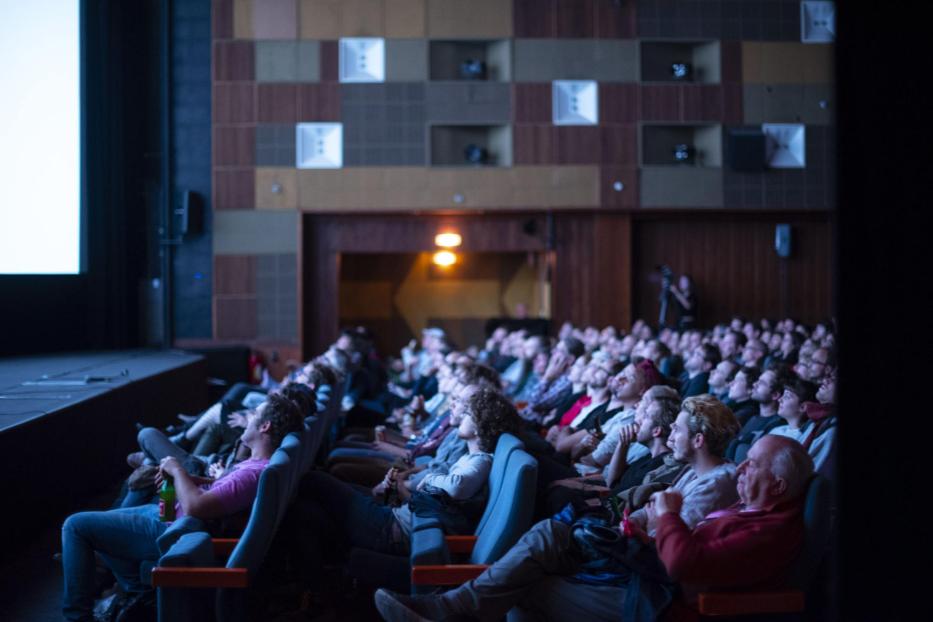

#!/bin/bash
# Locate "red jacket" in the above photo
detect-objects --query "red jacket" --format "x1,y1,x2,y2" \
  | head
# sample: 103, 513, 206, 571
654, 500, 805, 590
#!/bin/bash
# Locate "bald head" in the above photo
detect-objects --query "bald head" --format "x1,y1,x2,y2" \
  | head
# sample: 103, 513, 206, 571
737, 435, 814, 508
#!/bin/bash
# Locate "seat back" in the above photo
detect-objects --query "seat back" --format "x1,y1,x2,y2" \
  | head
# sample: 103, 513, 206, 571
469, 449, 538, 565
224, 448, 293, 574
785, 474, 833, 590
474, 433, 524, 534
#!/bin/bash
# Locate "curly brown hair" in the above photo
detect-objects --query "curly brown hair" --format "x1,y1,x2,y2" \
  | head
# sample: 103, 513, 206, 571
466, 387, 521, 452
260, 393, 305, 447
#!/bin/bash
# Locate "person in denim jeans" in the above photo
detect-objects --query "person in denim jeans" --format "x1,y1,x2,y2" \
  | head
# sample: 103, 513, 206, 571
61, 394, 303, 621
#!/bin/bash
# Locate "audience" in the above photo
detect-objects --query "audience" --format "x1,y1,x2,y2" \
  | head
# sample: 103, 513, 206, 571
60, 313, 837, 621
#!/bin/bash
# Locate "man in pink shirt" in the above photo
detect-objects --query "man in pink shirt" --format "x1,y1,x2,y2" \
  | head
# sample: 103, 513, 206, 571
62, 394, 303, 622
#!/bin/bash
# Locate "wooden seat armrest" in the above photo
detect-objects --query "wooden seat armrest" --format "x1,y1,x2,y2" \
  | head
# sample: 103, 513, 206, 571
411, 564, 489, 586
444, 535, 478, 554
211, 538, 239, 557
150, 567, 249, 589
697, 590, 805, 616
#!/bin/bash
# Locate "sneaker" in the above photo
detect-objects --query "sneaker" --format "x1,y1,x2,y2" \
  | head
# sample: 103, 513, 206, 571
126, 452, 146, 469
373, 589, 452, 622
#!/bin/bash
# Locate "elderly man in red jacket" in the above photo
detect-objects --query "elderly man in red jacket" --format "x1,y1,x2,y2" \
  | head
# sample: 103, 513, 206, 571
373, 434, 814, 622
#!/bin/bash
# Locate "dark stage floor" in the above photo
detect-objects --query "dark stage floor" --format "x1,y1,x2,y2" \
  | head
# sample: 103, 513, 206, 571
0, 349, 204, 431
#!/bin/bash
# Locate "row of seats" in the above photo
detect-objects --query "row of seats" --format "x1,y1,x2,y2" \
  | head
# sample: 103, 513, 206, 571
148, 385, 344, 621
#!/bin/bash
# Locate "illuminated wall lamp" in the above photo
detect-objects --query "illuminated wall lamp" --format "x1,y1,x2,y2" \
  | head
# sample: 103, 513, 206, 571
433, 251, 457, 267
434, 232, 462, 248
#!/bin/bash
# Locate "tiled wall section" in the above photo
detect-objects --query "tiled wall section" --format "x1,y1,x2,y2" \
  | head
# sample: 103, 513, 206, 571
723, 125, 835, 209
214, 252, 298, 341
636, 0, 802, 41
342, 83, 426, 165
211, 0, 836, 342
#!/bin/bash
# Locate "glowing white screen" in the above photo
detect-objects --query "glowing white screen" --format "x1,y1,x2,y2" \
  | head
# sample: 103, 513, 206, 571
0, 0, 80, 274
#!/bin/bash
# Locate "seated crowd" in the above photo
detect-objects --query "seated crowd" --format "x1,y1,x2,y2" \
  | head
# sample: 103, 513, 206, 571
61, 314, 837, 621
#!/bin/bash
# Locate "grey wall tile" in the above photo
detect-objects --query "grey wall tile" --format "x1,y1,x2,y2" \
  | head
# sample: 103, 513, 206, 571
386, 39, 428, 82
256, 253, 297, 341
744, 85, 834, 126
255, 124, 296, 166
342, 83, 426, 165
256, 41, 320, 82
514, 40, 637, 82
640, 166, 724, 207
296, 41, 320, 82
256, 41, 297, 82
214, 211, 298, 255
425, 82, 511, 123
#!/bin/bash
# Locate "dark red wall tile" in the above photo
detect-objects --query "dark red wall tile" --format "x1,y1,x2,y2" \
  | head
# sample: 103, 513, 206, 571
600, 83, 639, 123
320, 41, 338, 82
600, 124, 637, 166
213, 41, 255, 81
214, 125, 255, 166
514, 0, 557, 37
700, 85, 724, 120
213, 169, 255, 210
212, 83, 255, 123
722, 82, 743, 124
640, 85, 680, 121
257, 84, 298, 123
212, 0, 233, 40
720, 40, 743, 83
513, 125, 557, 165
512, 84, 552, 124
595, 0, 636, 38
215, 297, 257, 339
214, 255, 256, 295
556, 126, 601, 164
297, 83, 341, 121
681, 84, 702, 121
600, 166, 639, 207
556, 0, 595, 38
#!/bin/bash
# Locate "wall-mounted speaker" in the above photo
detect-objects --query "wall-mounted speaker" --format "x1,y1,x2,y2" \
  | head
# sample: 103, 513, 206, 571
775, 223, 792, 258
175, 190, 204, 237
727, 128, 767, 172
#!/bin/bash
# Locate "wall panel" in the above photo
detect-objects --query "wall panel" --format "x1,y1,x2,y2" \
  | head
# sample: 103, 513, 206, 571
632, 215, 832, 326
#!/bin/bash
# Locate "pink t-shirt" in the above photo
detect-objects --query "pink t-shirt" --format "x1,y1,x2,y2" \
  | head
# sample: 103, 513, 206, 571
175, 458, 269, 518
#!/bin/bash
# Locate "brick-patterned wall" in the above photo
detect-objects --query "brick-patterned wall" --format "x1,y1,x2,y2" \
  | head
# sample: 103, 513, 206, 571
209, 0, 835, 345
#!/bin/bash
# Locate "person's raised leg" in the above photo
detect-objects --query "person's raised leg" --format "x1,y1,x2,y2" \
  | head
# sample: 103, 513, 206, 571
375, 519, 582, 622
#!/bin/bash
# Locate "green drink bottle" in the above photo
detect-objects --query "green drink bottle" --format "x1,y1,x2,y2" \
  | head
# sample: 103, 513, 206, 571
159, 476, 176, 522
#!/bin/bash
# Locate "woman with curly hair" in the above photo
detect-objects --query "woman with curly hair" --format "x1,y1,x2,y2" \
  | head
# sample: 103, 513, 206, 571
292, 385, 521, 583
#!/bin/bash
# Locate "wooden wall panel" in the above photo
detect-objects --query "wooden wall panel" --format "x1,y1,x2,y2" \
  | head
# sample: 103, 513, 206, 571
632, 215, 833, 327
551, 213, 632, 330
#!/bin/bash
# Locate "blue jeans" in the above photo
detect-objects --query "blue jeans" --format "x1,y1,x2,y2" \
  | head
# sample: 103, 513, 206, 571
62, 504, 167, 621
293, 471, 405, 584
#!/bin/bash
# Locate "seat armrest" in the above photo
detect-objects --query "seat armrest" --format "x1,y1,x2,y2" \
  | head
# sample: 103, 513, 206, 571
411, 564, 489, 586
411, 512, 444, 533
697, 590, 805, 616
444, 535, 477, 554
410, 526, 450, 566
151, 567, 249, 588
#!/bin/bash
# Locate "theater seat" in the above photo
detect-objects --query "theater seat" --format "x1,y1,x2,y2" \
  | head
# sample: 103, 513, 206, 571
409, 442, 538, 589
696, 475, 833, 618
150, 431, 305, 622
346, 432, 529, 594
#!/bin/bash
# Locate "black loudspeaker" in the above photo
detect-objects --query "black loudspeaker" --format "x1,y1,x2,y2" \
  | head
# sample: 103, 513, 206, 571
175, 190, 204, 237
727, 128, 767, 172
